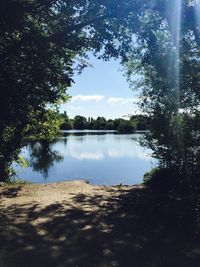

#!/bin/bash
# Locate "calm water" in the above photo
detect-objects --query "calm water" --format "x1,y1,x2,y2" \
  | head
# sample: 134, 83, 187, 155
14, 131, 156, 185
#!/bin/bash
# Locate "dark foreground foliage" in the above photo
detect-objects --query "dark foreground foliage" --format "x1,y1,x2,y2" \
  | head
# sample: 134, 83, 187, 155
144, 166, 200, 195
0, 186, 200, 267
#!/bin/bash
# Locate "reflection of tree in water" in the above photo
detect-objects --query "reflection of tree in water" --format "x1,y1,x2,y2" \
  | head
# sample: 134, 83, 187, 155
63, 138, 67, 147
56, 138, 68, 147
63, 132, 110, 143
29, 141, 63, 179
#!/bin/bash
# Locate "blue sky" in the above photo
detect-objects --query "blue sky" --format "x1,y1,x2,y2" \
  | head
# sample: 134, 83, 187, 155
60, 55, 140, 119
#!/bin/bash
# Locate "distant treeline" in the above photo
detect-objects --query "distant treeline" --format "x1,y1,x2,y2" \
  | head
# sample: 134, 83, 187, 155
60, 112, 149, 133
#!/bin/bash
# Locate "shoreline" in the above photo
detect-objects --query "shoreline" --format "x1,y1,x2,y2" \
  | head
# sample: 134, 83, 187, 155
0, 178, 142, 188
0, 180, 142, 207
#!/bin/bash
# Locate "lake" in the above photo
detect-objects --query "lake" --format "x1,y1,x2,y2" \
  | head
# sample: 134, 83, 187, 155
14, 130, 157, 185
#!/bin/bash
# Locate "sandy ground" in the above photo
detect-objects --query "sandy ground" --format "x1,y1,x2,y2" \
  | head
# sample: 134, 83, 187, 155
0, 180, 136, 207
0, 181, 200, 267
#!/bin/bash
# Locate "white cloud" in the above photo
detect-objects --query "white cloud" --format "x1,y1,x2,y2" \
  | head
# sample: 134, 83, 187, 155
108, 97, 138, 105
107, 148, 153, 161
71, 94, 105, 103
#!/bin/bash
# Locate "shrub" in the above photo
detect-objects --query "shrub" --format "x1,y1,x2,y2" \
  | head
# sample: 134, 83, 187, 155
143, 167, 185, 193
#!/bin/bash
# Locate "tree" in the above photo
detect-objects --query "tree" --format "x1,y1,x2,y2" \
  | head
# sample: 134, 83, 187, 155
123, 0, 200, 190
60, 112, 73, 130
130, 115, 149, 131
117, 119, 136, 133
93, 117, 107, 130
0, 0, 141, 181
106, 119, 115, 130
73, 116, 88, 130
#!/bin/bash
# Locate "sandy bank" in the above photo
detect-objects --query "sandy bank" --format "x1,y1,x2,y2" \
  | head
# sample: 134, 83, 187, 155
0, 180, 138, 207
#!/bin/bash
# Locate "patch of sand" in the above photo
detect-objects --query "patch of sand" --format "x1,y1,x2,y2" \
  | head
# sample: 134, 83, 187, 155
0, 180, 136, 207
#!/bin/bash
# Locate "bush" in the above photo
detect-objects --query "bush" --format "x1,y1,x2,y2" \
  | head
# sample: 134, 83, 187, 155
143, 167, 185, 193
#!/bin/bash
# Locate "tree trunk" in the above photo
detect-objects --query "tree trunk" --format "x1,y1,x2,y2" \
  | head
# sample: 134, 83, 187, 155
0, 160, 10, 182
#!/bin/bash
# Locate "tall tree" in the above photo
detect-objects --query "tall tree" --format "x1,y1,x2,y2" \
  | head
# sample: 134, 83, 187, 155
123, 0, 200, 190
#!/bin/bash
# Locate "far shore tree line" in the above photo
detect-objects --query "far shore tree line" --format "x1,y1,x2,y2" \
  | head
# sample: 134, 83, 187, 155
60, 112, 149, 133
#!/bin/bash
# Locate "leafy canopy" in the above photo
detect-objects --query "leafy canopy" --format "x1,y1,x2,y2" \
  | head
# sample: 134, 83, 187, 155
0, 0, 142, 180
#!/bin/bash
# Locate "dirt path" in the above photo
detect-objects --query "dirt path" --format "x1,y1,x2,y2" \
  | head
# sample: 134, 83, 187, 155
0, 181, 199, 267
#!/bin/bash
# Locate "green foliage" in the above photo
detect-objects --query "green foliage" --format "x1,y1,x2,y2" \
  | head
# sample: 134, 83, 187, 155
123, 0, 200, 191
60, 112, 73, 130
143, 167, 184, 193
16, 156, 29, 169
93, 117, 107, 130
0, 0, 142, 181
130, 115, 149, 131
143, 168, 161, 185
117, 120, 136, 133
60, 114, 148, 132
25, 109, 63, 143
73, 116, 88, 130
106, 119, 115, 130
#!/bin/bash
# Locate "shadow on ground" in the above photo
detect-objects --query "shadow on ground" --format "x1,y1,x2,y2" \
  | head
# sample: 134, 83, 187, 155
0, 186, 200, 267
0, 186, 22, 198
